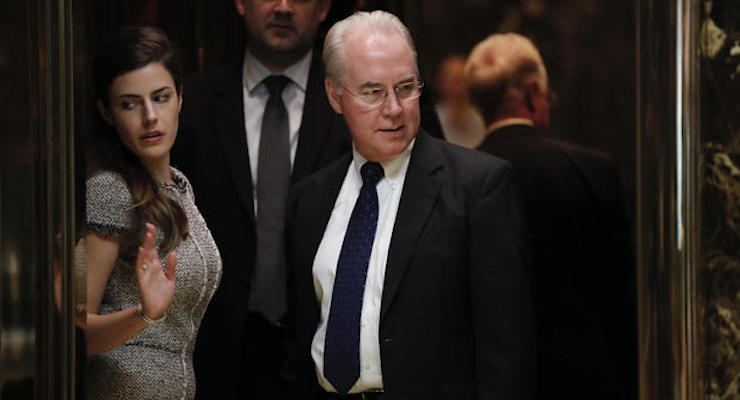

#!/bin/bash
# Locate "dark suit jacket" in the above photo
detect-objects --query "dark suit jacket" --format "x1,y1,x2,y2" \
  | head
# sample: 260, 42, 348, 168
172, 52, 444, 399
286, 131, 534, 400
477, 124, 636, 399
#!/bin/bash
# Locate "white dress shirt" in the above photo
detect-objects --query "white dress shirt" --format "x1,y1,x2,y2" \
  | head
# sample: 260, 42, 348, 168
311, 140, 415, 393
242, 49, 312, 212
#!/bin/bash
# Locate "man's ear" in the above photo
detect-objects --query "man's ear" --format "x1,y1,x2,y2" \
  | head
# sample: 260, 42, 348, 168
523, 82, 538, 112
235, 0, 246, 17
96, 99, 114, 125
524, 82, 549, 113
523, 81, 550, 130
325, 79, 343, 114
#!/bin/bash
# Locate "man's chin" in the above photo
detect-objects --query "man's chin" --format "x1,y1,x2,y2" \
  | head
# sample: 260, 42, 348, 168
264, 36, 299, 52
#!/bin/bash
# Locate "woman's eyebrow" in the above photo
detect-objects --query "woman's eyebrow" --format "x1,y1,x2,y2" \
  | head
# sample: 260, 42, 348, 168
117, 86, 172, 99
151, 86, 173, 95
117, 93, 142, 99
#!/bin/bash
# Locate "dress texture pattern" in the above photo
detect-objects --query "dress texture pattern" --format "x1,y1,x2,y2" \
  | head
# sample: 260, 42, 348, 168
85, 168, 222, 400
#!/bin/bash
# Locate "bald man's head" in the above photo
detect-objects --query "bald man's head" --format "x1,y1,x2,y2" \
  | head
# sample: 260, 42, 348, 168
465, 33, 550, 130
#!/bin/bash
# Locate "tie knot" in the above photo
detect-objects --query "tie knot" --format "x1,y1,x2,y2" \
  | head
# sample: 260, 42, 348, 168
360, 162, 384, 186
263, 75, 290, 97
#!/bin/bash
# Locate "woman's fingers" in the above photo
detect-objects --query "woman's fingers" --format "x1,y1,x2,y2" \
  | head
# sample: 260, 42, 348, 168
143, 223, 157, 261
135, 246, 147, 282
164, 252, 177, 281
143, 223, 156, 249
133, 224, 176, 319
136, 224, 156, 270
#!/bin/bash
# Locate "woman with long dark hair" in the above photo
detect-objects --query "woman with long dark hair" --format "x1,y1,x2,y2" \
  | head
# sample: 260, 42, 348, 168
85, 26, 221, 399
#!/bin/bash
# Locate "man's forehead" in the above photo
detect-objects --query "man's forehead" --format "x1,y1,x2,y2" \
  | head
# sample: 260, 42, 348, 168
342, 31, 416, 79
345, 28, 403, 50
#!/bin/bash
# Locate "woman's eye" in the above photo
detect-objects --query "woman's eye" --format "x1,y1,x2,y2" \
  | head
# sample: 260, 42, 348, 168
120, 101, 136, 110
153, 94, 170, 103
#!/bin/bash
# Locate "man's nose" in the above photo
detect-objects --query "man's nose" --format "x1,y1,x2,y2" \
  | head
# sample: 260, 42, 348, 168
381, 90, 403, 117
274, 0, 294, 13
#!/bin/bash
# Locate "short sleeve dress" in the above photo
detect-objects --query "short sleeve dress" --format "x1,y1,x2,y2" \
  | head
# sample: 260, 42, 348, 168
85, 168, 222, 400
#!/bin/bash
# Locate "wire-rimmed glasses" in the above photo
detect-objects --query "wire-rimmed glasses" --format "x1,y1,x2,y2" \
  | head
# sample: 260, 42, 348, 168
340, 79, 424, 108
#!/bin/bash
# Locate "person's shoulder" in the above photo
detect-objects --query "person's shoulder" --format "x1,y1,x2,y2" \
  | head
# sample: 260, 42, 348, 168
414, 133, 517, 195
293, 151, 352, 194
429, 133, 513, 173
168, 166, 199, 203
423, 137, 522, 205
288, 152, 351, 223
85, 169, 135, 234
179, 62, 243, 129
479, 124, 543, 152
169, 166, 193, 191
544, 136, 613, 162
483, 126, 578, 168
86, 169, 130, 196
184, 62, 242, 96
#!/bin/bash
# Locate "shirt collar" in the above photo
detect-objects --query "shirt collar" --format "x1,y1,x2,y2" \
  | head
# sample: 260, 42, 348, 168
351, 138, 416, 186
487, 118, 534, 133
243, 48, 312, 93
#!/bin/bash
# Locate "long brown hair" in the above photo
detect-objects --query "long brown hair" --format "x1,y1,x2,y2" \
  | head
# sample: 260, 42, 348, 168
91, 26, 188, 259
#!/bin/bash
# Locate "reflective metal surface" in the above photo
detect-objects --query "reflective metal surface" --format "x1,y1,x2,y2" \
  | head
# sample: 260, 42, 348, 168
636, 0, 702, 398
0, 0, 80, 398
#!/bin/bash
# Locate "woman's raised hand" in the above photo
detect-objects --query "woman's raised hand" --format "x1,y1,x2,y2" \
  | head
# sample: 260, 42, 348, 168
135, 222, 176, 321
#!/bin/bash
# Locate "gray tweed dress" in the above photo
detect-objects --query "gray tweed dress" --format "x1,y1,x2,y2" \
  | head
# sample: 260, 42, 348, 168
86, 168, 222, 400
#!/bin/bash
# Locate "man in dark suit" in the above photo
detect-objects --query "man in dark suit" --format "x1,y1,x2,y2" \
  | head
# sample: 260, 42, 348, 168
172, 1, 443, 399
286, 11, 533, 399
466, 33, 636, 399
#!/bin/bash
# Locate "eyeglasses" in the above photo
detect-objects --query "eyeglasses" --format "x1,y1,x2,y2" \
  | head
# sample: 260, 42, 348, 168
341, 79, 424, 108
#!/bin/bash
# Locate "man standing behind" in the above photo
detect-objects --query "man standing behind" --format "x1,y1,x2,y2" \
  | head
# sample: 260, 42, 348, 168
466, 33, 636, 399
173, 1, 339, 399
173, 1, 443, 399
286, 11, 533, 399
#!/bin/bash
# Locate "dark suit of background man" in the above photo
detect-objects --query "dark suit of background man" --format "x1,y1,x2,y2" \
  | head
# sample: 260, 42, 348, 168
286, 11, 533, 400
171, 1, 443, 399
465, 33, 636, 399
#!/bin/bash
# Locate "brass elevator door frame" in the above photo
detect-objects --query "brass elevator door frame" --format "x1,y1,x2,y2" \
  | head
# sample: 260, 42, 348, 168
0, 0, 80, 398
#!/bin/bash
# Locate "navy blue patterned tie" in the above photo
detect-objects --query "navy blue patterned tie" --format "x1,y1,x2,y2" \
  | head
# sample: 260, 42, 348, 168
324, 162, 385, 394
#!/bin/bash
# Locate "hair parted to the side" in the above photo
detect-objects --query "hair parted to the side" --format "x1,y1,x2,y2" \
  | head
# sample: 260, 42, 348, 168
464, 33, 548, 124
91, 26, 188, 260
322, 10, 418, 85
94, 26, 183, 106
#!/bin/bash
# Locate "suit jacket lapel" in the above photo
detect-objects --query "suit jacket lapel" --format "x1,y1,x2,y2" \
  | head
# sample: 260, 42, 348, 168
306, 153, 352, 255
292, 52, 336, 183
302, 154, 353, 323
211, 63, 257, 227
381, 131, 443, 321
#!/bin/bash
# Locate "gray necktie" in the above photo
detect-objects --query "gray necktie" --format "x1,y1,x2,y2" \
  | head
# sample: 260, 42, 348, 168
252, 75, 291, 323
